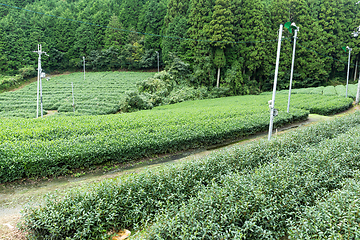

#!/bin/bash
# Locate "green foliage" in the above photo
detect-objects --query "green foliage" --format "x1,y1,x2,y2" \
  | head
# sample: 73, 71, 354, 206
1, 0, 358, 93
149, 125, 360, 239
290, 94, 353, 115
0, 92, 355, 184
104, 14, 125, 50
162, 86, 209, 104
224, 61, 247, 95
0, 93, 314, 183
213, 48, 226, 68
21, 112, 360, 239
271, 83, 358, 101
121, 71, 174, 110
0, 71, 154, 118
288, 178, 360, 239
120, 90, 153, 112
205, 0, 234, 48
0, 65, 36, 92
323, 86, 337, 96
165, 53, 191, 84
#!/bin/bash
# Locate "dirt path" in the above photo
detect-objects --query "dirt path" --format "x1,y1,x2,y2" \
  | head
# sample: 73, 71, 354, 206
0, 107, 358, 239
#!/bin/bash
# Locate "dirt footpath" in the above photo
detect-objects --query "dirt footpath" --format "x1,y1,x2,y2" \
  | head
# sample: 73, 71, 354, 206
0, 213, 25, 240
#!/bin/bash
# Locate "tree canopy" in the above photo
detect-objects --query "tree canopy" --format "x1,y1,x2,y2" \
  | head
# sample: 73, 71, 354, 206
0, 0, 360, 93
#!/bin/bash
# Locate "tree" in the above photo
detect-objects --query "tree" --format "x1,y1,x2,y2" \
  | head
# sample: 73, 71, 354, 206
233, 0, 272, 92
164, 0, 190, 26
0, 25, 8, 73
138, 0, 167, 50
213, 48, 226, 87
289, 0, 328, 87
161, 16, 189, 62
187, 0, 215, 86
224, 61, 247, 95
104, 14, 125, 50
119, 0, 147, 29
205, 0, 234, 87
73, 24, 97, 56
162, 0, 191, 62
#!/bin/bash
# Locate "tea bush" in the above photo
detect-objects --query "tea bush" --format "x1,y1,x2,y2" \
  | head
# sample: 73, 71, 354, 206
288, 177, 360, 239
285, 94, 353, 115
0, 105, 305, 183
0, 71, 153, 118
148, 126, 360, 239
0, 93, 356, 183
21, 112, 360, 239
264, 83, 358, 100
323, 86, 337, 96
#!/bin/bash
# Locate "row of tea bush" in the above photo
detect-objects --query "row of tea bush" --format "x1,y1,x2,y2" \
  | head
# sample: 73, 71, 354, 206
21, 112, 360, 239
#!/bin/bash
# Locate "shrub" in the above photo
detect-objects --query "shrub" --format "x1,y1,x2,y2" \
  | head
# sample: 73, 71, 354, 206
323, 86, 337, 96
21, 112, 360, 239
18, 65, 36, 79
120, 90, 153, 112
288, 177, 360, 239
148, 126, 360, 239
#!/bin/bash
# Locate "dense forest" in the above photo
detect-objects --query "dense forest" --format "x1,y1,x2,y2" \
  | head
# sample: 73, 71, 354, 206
0, 0, 360, 93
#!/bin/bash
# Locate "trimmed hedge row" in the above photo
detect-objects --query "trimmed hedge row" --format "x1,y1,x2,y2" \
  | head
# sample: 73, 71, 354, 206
288, 177, 360, 239
267, 84, 358, 100
0, 71, 153, 118
288, 94, 353, 115
21, 112, 360, 239
147, 126, 360, 239
1, 93, 318, 183
0, 94, 353, 183
0, 106, 307, 183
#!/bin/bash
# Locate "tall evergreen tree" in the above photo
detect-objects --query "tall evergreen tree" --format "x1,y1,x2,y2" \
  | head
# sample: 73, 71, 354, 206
162, 0, 191, 62
0, 25, 8, 73
187, 0, 215, 86
316, 0, 345, 81
164, 0, 190, 27
234, 0, 272, 92
104, 14, 125, 50
138, 0, 167, 51
205, 0, 234, 87
289, 0, 328, 87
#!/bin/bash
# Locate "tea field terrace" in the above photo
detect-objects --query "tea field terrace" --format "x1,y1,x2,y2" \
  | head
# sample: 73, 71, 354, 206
0, 93, 353, 183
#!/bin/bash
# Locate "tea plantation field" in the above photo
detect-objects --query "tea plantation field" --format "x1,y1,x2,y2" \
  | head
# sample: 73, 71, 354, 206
0, 93, 354, 184
264, 83, 359, 99
0, 71, 154, 118
0, 92, 354, 184
21, 112, 360, 239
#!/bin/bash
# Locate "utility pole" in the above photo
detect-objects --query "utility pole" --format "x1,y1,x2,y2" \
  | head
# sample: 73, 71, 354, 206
83, 56, 85, 81
346, 46, 352, 98
156, 51, 159, 73
352, 25, 360, 104
287, 23, 299, 113
33, 44, 48, 118
40, 71, 45, 117
268, 24, 283, 141
354, 60, 358, 82
71, 82, 75, 113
